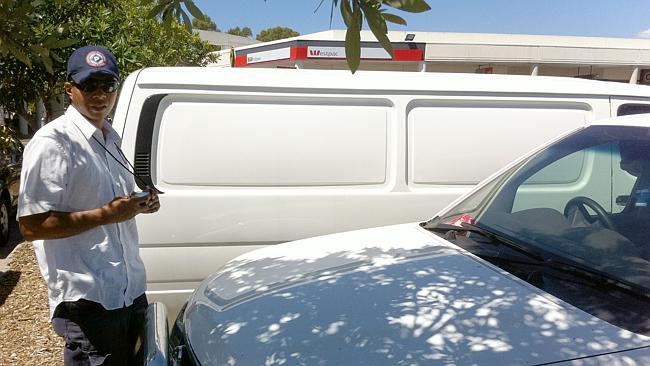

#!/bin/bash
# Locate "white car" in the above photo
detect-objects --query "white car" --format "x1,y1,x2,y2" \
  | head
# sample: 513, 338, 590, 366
146, 115, 650, 365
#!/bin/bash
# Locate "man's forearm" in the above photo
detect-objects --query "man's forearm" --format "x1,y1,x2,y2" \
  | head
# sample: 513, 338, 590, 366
20, 208, 110, 241
20, 195, 152, 241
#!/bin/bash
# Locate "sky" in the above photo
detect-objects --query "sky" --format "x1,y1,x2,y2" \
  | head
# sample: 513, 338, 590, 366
193, 0, 650, 39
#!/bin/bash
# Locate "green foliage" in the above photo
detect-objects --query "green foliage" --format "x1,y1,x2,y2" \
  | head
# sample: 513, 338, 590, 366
0, 0, 218, 122
256, 27, 300, 42
192, 14, 220, 31
0, 0, 77, 72
54, 1, 218, 74
0, 124, 22, 165
226, 27, 253, 38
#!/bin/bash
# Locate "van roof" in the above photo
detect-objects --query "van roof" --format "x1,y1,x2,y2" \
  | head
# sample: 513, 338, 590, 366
134, 67, 650, 98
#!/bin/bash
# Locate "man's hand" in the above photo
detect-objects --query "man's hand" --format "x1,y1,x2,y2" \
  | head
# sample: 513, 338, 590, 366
141, 191, 161, 214
102, 194, 152, 224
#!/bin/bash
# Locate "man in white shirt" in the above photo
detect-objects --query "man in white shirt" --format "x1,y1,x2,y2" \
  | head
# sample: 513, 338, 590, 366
18, 45, 160, 365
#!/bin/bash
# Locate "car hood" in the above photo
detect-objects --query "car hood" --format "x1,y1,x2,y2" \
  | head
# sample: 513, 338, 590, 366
184, 223, 650, 365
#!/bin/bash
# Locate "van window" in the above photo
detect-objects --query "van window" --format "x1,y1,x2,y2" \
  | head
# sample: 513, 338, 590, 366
617, 103, 650, 116
155, 98, 389, 186
513, 142, 636, 214
522, 151, 584, 184
408, 103, 589, 185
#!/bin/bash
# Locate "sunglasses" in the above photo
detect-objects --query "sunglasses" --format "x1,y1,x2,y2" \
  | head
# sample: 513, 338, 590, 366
73, 79, 120, 93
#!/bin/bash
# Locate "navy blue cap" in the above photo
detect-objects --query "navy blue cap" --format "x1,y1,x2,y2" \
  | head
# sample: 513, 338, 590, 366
67, 45, 119, 84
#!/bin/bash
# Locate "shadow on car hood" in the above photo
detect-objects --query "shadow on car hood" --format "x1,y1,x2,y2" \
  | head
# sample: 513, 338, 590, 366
185, 224, 650, 365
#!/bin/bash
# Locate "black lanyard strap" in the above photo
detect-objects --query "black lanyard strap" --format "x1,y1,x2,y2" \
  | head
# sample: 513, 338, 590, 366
91, 135, 155, 192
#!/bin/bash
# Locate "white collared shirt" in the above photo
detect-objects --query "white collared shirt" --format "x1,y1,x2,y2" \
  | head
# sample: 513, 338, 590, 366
18, 106, 146, 319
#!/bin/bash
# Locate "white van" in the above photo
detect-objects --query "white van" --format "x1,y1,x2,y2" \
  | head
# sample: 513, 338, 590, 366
111, 67, 650, 316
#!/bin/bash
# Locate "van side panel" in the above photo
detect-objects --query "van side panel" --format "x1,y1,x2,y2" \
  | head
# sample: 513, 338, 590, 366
408, 101, 591, 185
156, 96, 389, 186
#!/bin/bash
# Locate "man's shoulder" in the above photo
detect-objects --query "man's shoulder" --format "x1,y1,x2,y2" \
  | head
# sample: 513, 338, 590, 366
31, 113, 85, 145
26, 115, 77, 155
33, 115, 74, 138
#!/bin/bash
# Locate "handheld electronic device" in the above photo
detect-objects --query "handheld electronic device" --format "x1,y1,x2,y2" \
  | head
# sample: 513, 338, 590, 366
133, 191, 150, 200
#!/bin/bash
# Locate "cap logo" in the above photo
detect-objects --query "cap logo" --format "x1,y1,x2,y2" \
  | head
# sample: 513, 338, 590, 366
85, 51, 107, 67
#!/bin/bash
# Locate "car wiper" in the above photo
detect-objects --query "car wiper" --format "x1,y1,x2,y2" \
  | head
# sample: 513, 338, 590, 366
466, 223, 648, 296
472, 251, 649, 299
424, 222, 545, 261
542, 257, 649, 299
423, 223, 650, 298
424, 222, 650, 298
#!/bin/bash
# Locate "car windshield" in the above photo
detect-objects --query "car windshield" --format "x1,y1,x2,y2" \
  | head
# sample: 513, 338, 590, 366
429, 125, 650, 293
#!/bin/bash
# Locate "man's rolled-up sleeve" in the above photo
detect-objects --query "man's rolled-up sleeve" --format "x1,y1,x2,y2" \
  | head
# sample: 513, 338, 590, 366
18, 137, 69, 218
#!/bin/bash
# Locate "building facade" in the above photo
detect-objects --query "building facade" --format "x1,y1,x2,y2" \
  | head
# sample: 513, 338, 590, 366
208, 30, 650, 84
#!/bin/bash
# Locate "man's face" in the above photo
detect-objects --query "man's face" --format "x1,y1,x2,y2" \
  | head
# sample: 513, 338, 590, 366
64, 74, 119, 128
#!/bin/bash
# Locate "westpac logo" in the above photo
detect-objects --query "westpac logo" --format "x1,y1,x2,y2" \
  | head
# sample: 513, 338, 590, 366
309, 49, 341, 57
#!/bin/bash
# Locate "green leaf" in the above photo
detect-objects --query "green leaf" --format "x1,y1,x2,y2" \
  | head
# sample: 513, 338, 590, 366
368, 22, 393, 58
345, 9, 361, 73
382, 0, 430, 13
40, 54, 53, 74
50, 50, 64, 63
47, 38, 78, 49
354, 1, 363, 31
364, 9, 393, 57
181, 9, 192, 33
162, 7, 173, 29
183, 0, 203, 20
30, 45, 48, 56
43, 35, 57, 48
8, 46, 31, 67
381, 12, 406, 25
340, 0, 353, 28
148, 1, 169, 19
362, 2, 387, 33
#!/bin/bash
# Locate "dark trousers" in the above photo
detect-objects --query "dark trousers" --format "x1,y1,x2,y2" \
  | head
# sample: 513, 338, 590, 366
52, 294, 148, 366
